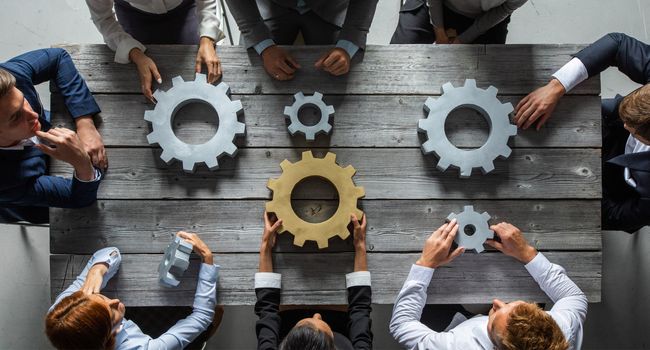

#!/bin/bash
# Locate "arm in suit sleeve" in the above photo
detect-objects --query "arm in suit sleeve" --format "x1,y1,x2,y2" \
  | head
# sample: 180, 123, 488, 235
255, 272, 283, 350
603, 195, 650, 233
345, 271, 373, 350
337, 0, 380, 50
575, 32, 650, 84
224, 0, 273, 49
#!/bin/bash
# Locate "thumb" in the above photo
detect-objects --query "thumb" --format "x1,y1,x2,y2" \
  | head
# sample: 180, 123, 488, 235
485, 239, 503, 251
195, 58, 202, 74
314, 52, 329, 68
151, 64, 162, 84
449, 246, 465, 260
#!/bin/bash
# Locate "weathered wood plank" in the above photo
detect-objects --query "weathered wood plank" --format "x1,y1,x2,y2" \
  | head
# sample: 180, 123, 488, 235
51, 94, 602, 148
55, 44, 599, 95
50, 148, 601, 199
50, 252, 601, 306
50, 199, 601, 254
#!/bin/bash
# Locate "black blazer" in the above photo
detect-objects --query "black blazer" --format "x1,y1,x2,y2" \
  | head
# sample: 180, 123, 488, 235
255, 286, 372, 350
574, 33, 650, 232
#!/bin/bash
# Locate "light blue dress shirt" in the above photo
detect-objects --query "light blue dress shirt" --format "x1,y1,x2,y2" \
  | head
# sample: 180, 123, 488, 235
49, 247, 220, 350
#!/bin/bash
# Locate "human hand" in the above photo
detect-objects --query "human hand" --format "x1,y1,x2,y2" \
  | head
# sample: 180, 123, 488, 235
196, 37, 222, 83
350, 213, 367, 252
75, 117, 107, 171
129, 48, 162, 103
434, 27, 450, 44
451, 37, 462, 44
514, 79, 566, 130
35, 128, 94, 181
81, 263, 108, 295
314, 48, 351, 76
261, 211, 282, 252
177, 231, 213, 265
261, 45, 301, 80
415, 219, 465, 268
485, 222, 537, 264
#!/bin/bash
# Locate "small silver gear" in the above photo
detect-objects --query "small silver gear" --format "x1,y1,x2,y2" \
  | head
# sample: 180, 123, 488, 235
418, 79, 517, 178
283, 91, 334, 141
447, 205, 493, 253
158, 236, 193, 287
144, 74, 245, 173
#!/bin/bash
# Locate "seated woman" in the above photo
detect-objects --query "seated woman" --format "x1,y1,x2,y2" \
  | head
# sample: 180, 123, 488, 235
85, 0, 226, 102
255, 211, 372, 350
391, 0, 528, 45
45, 231, 220, 349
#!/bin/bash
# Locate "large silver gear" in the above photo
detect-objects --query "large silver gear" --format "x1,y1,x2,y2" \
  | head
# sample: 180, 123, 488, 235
283, 91, 334, 141
418, 79, 517, 178
447, 205, 493, 253
144, 74, 245, 173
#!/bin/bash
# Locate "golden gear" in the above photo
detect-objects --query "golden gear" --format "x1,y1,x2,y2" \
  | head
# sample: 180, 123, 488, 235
266, 151, 365, 248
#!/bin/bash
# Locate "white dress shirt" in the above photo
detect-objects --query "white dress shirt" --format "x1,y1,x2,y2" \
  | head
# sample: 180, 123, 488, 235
255, 270, 371, 289
85, 0, 224, 64
389, 253, 588, 350
553, 57, 650, 188
50, 247, 220, 350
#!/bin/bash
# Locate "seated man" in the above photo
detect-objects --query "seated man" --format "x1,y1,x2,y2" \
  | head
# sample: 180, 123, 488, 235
390, 219, 587, 350
514, 33, 650, 232
225, 0, 379, 80
255, 212, 372, 349
46, 231, 220, 349
0, 48, 105, 223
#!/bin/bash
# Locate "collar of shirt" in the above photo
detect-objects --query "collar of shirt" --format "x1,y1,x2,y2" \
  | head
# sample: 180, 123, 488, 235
624, 134, 650, 188
0, 136, 39, 150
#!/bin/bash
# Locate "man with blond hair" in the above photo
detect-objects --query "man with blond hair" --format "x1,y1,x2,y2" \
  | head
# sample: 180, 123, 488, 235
514, 32, 650, 233
390, 219, 587, 350
0, 48, 105, 223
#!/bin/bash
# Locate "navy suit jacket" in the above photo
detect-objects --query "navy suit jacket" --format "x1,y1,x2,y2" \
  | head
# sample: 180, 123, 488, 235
0, 48, 102, 217
574, 33, 650, 231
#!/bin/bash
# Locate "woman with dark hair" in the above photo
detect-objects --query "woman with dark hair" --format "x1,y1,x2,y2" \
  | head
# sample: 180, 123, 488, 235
45, 231, 220, 350
255, 211, 373, 350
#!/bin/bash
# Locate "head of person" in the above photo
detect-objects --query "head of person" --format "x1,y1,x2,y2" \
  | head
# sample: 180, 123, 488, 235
45, 291, 126, 350
279, 313, 336, 350
487, 299, 568, 350
0, 68, 40, 147
620, 84, 650, 145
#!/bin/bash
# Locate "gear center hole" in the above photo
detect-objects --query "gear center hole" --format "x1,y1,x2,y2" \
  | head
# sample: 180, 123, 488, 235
172, 100, 219, 145
291, 176, 339, 223
444, 106, 490, 149
298, 104, 322, 127
463, 224, 476, 236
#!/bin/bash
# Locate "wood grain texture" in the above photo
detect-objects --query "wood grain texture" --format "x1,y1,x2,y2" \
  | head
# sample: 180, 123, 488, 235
50, 199, 601, 254
54, 44, 599, 95
51, 251, 601, 306
51, 94, 602, 148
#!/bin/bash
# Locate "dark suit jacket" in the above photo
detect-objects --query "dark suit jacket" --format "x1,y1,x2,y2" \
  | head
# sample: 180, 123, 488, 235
226, 0, 379, 50
574, 33, 650, 232
0, 49, 101, 217
255, 286, 372, 350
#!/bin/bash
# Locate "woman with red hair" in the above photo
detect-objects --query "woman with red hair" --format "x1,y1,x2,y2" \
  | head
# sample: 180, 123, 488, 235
45, 231, 219, 349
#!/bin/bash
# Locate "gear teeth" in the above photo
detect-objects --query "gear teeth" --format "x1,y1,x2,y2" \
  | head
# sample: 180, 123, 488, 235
499, 146, 512, 158
172, 76, 185, 86
144, 110, 156, 122
160, 150, 174, 164
326, 105, 335, 115
294, 91, 305, 100
305, 131, 316, 141
146, 132, 159, 145
463, 205, 474, 212
441, 82, 455, 93
284, 91, 334, 140
313, 91, 323, 99
486, 85, 498, 97
459, 166, 473, 178
293, 236, 306, 247
336, 230, 350, 239
284, 106, 292, 116
324, 152, 336, 162
344, 165, 356, 177
280, 159, 292, 170
323, 124, 332, 133
505, 124, 517, 136
224, 143, 237, 156
422, 139, 436, 154
316, 238, 329, 249
424, 97, 436, 113
235, 122, 246, 135
475, 245, 485, 253
288, 124, 299, 134
481, 212, 491, 221
153, 89, 165, 101
230, 100, 243, 112
436, 157, 452, 171
501, 102, 514, 115
417, 119, 428, 133
194, 73, 207, 83
182, 160, 196, 173
267, 178, 278, 190
216, 82, 230, 95
354, 186, 365, 197
480, 162, 495, 174
464, 79, 477, 88
205, 157, 219, 170
302, 150, 314, 159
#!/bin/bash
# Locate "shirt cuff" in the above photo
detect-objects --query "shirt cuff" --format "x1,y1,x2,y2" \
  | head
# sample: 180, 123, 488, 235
255, 272, 281, 289
90, 247, 121, 279
115, 37, 146, 64
74, 168, 101, 183
552, 57, 589, 92
254, 39, 276, 55
199, 263, 219, 283
407, 264, 435, 285
524, 252, 551, 277
346, 271, 371, 287
336, 39, 360, 59
199, 26, 225, 43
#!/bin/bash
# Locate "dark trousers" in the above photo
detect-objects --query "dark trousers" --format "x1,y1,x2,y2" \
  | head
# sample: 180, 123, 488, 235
114, 0, 200, 45
391, 0, 510, 44
259, 5, 341, 45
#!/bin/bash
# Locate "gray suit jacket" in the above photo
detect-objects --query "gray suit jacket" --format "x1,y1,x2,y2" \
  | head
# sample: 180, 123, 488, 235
226, 0, 378, 50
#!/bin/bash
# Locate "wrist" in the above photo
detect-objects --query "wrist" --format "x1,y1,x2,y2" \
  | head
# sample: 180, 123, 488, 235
202, 253, 214, 265
75, 116, 95, 130
549, 78, 567, 97
90, 262, 109, 275
415, 258, 437, 269
73, 156, 94, 181
200, 36, 215, 46
129, 48, 145, 63
518, 246, 538, 264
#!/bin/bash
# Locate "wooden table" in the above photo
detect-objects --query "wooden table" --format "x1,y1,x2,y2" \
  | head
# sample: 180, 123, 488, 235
50, 44, 602, 306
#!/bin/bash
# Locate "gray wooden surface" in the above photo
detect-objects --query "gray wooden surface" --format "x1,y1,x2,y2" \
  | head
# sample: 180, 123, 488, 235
50, 44, 602, 306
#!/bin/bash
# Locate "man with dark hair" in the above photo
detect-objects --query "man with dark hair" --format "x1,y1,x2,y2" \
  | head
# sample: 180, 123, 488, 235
0, 48, 105, 223
390, 220, 587, 350
514, 32, 650, 232
255, 212, 372, 350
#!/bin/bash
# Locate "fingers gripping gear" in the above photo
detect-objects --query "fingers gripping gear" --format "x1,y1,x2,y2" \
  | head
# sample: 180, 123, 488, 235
418, 79, 517, 178
283, 92, 335, 141
266, 151, 365, 249
144, 74, 245, 173
447, 205, 493, 253
158, 236, 193, 287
